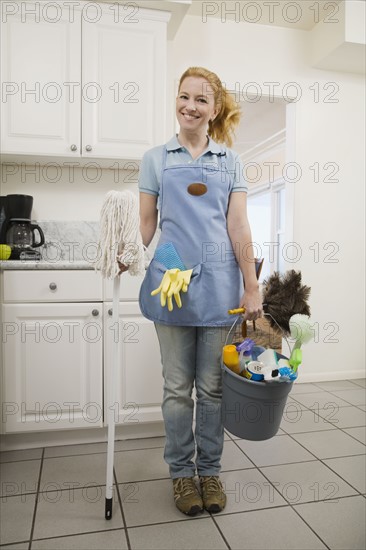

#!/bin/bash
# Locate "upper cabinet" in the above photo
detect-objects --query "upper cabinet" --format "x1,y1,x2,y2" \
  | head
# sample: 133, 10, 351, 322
0, 1, 170, 161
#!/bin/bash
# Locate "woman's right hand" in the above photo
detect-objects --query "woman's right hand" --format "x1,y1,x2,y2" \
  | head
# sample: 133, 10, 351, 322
117, 260, 129, 275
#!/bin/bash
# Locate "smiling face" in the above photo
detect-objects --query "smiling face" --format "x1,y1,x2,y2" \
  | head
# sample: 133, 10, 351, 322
176, 76, 219, 136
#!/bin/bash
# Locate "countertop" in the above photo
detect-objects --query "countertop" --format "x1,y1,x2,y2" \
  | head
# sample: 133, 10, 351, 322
0, 260, 94, 270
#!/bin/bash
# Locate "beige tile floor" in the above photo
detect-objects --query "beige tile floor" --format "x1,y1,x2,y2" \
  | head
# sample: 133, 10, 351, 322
0, 379, 365, 550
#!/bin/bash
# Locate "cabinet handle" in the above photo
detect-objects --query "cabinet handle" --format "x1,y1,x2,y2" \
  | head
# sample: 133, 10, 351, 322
70, 144, 77, 152
92, 309, 99, 317
85, 145, 92, 152
49, 282, 57, 291
108, 308, 112, 316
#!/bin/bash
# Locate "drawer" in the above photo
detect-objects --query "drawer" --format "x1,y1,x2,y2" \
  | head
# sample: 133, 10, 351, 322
3, 270, 103, 302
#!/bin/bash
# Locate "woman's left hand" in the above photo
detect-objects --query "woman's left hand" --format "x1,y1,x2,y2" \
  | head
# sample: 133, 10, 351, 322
240, 287, 263, 321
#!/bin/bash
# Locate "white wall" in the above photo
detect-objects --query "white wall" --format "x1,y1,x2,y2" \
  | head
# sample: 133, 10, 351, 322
169, 15, 365, 382
0, 165, 138, 221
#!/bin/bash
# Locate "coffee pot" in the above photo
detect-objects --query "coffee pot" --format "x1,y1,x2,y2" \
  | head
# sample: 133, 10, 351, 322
6, 218, 45, 259
1, 194, 45, 260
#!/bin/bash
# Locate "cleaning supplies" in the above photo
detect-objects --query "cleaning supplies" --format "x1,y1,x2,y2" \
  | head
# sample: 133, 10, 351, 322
236, 338, 255, 368
242, 360, 267, 381
289, 314, 314, 349
154, 242, 186, 271
262, 270, 311, 334
288, 314, 313, 371
223, 338, 256, 375
95, 190, 144, 279
223, 345, 240, 374
151, 268, 193, 311
257, 348, 279, 369
289, 348, 302, 372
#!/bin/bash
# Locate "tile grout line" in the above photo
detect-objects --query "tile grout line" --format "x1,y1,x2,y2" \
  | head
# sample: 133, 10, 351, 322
24, 495, 366, 545
110, 496, 364, 531
28, 447, 45, 550
313, 379, 365, 390
209, 514, 232, 550
256, 465, 332, 550
262, 383, 366, 445
29, 527, 124, 546
113, 467, 132, 550
280, 418, 366, 445
289, 493, 365, 550
289, 388, 365, 412
278, 430, 365, 497
33, 444, 166, 462
228, 421, 365, 502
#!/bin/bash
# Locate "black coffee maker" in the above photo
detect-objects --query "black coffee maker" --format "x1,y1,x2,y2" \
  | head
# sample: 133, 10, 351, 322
0, 195, 45, 260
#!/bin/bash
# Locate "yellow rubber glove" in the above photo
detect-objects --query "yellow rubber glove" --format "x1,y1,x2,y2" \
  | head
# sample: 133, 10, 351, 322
167, 269, 193, 310
151, 268, 193, 311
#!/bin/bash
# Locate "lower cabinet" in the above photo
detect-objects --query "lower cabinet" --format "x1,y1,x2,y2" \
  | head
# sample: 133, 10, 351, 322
2, 302, 103, 432
1, 270, 164, 435
103, 302, 163, 426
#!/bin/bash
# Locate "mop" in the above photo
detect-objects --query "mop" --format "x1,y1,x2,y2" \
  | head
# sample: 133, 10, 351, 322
94, 190, 144, 519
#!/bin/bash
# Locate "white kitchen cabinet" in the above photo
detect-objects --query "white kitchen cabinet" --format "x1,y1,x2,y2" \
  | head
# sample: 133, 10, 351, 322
82, 6, 169, 160
1, 269, 164, 435
2, 302, 103, 433
1, 1, 169, 160
0, 4, 82, 157
103, 302, 163, 425
103, 271, 145, 302
1, 270, 103, 433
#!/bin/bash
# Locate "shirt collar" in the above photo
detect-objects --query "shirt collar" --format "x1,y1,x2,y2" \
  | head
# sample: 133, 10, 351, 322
166, 135, 225, 155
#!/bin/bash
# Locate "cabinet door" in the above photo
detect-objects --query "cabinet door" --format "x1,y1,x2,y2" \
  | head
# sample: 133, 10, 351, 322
82, 8, 168, 159
2, 303, 103, 433
103, 271, 145, 302
103, 302, 163, 425
0, 2, 81, 156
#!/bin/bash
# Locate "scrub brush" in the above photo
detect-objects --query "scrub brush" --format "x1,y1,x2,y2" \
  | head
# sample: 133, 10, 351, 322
288, 314, 314, 372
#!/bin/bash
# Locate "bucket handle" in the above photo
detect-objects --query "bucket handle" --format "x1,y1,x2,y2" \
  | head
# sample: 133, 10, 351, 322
225, 312, 292, 357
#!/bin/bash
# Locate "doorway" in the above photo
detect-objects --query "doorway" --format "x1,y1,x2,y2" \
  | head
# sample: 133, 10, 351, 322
232, 95, 295, 282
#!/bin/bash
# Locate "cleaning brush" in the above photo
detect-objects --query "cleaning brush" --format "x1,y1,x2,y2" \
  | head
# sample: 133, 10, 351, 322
289, 314, 314, 350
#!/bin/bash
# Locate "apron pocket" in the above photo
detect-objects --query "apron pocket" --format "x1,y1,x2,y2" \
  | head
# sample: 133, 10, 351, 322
139, 259, 241, 326
139, 260, 202, 324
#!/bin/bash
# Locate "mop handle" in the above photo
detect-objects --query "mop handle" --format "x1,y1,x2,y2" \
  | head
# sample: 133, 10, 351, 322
105, 275, 120, 519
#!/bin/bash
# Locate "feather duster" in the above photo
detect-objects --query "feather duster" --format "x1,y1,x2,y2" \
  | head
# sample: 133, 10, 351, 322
262, 270, 311, 335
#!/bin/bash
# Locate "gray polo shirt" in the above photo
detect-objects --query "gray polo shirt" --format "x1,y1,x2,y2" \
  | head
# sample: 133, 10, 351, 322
138, 135, 247, 201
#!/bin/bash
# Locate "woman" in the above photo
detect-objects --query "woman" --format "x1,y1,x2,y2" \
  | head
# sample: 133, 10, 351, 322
124, 67, 262, 515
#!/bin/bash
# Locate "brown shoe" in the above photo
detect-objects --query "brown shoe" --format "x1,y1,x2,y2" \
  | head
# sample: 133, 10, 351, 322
172, 477, 203, 516
199, 476, 226, 513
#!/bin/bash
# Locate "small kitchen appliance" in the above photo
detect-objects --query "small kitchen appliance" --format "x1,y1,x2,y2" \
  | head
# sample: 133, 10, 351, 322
1, 194, 45, 260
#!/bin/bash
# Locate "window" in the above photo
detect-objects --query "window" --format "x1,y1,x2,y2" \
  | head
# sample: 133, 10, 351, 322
247, 179, 286, 282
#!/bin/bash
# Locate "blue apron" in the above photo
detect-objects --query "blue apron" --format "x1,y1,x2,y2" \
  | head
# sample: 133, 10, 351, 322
139, 146, 243, 326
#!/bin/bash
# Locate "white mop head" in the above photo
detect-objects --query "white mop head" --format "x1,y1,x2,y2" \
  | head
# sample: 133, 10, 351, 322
94, 190, 144, 279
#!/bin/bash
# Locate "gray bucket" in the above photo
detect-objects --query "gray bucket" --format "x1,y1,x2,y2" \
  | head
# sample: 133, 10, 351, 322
221, 363, 293, 441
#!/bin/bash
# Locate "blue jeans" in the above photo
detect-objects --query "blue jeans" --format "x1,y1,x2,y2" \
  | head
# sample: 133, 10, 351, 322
155, 323, 229, 479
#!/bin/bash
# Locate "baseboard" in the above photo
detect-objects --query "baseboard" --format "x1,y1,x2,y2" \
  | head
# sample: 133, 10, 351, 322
295, 370, 366, 384
0, 421, 166, 452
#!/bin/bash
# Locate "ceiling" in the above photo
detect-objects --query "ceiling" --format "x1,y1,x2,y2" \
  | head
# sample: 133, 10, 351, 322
187, 0, 342, 31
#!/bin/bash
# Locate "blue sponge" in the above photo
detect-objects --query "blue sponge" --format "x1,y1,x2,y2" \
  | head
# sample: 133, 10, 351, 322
154, 242, 186, 270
